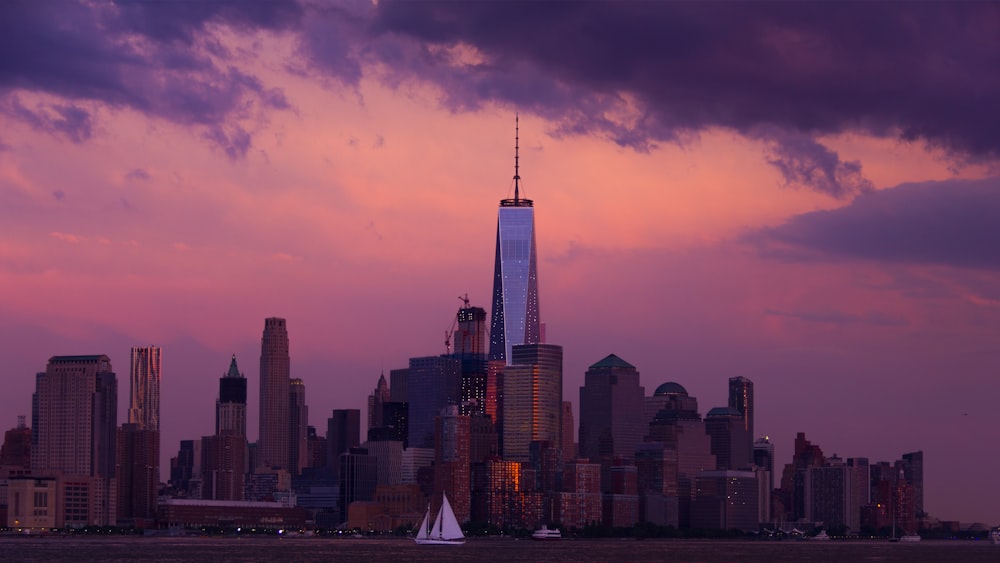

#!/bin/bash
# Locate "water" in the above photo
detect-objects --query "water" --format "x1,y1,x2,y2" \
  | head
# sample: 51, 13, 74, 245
1, 536, 996, 562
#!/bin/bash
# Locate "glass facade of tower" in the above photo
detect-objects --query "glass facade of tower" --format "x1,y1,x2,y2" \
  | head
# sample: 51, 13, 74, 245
489, 202, 540, 363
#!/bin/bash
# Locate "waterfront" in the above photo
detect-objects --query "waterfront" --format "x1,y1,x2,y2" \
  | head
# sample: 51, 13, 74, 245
1, 537, 997, 563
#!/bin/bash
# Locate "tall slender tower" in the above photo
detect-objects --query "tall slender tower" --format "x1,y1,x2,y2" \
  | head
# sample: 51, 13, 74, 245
217, 355, 247, 436
489, 116, 541, 363
129, 346, 161, 431
258, 317, 290, 471
289, 378, 308, 476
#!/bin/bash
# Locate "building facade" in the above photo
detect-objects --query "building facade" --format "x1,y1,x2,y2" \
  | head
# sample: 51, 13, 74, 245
502, 344, 563, 462
489, 122, 541, 363
128, 346, 161, 432
258, 317, 290, 471
578, 354, 645, 478
31, 355, 118, 526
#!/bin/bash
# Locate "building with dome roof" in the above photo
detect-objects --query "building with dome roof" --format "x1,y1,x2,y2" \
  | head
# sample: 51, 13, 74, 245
578, 354, 645, 485
645, 381, 700, 426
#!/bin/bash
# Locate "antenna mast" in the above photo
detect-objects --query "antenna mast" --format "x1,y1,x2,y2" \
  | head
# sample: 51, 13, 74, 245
514, 114, 520, 202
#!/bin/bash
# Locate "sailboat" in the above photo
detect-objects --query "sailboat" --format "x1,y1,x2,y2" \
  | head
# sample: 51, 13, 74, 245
413, 492, 466, 545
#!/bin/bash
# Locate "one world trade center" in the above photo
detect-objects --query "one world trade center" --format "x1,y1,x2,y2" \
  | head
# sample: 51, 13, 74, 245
489, 118, 541, 363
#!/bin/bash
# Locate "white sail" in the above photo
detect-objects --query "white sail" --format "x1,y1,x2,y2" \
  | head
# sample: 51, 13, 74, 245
415, 503, 431, 540
413, 492, 465, 545
437, 492, 465, 540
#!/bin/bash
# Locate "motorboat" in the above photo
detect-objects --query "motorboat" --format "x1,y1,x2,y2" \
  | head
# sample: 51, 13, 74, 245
531, 525, 562, 540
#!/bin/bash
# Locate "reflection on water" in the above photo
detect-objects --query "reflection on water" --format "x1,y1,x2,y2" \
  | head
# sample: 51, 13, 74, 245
1, 536, 997, 563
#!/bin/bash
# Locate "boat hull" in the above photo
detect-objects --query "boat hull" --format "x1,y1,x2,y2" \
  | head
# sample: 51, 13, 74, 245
413, 538, 466, 545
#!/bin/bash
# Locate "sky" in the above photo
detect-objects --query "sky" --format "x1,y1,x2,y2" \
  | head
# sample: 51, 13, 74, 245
2, 1, 999, 525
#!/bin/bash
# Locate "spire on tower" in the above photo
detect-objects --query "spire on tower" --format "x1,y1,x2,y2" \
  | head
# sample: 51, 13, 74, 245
514, 113, 520, 202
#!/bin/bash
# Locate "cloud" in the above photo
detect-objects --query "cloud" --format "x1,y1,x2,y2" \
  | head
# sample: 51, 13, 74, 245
126, 168, 150, 181
753, 127, 873, 199
0, 1, 300, 153
324, 2, 1000, 186
1, 97, 92, 143
751, 177, 1000, 270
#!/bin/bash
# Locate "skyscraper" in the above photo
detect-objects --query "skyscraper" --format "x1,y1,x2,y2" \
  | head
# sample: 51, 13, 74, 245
489, 118, 541, 363
501, 343, 563, 462
367, 373, 390, 433
258, 317, 290, 471
129, 346, 161, 431
289, 378, 308, 475
326, 409, 360, 480
406, 355, 461, 449
32, 355, 118, 525
578, 354, 645, 471
455, 304, 489, 417
206, 355, 248, 501
217, 355, 247, 436
727, 376, 753, 439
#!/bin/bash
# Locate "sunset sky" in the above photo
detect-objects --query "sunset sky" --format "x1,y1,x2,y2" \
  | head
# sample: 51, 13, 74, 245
2, 1, 999, 524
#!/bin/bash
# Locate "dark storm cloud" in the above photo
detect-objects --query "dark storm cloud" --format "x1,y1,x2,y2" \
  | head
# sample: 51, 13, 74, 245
753, 178, 1000, 270
2, 97, 93, 143
0, 0, 301, 154
349, 1, 1000, 195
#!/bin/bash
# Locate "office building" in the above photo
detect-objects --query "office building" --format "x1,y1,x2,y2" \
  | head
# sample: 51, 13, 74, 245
116, 423, 159, 524
405, 355, 461, 449
705, 407, 752, 470
502, 344, 562, 462
31, 355, 118, 525
367, 373, 390, 433
289, 378, 308, 475
727, 376, 753, 441
489, 119, 541, 363
578, 354, 645, 479
128, 346, 161, 431
258, 317, 290, 471
434, 405, 471, 524
0, 416, 31, 468
326, 409, 360, 479
216, 355, 247, 436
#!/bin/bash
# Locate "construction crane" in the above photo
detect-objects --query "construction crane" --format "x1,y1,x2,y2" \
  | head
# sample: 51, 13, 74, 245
444, 294, 472, 354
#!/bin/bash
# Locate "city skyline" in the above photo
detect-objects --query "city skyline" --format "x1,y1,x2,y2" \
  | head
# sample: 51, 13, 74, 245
2, 2, 999, 525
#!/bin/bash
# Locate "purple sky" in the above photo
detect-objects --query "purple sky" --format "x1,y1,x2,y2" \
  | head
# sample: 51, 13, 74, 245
2, 1, 999, 524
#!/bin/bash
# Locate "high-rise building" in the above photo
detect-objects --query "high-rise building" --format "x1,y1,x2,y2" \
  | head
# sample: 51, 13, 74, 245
116, 423, 159, 524
339, 447, 377, 524
129, 346, 161, 432
367, 373, 390, 433
258, 317, 290, 471
727, 376, 753, 469
489, 119, 541, 363
434, 405, 471, 524
705, 407, 752, 470
216, 355, 247, 436
501, 344, 562, 462
406, 355, 461, 449
31, 355, 118, 525
389, 368, 408, 403
900, 451, 924, 518
578, 354, 645, 474
455, 305, 489, 418
326, 409, 360, 480
727, 377, 753, 439
206, 355, 248, 501
289, 378, 308, 476
561, 401, 576, 463
645, 381, 716, 528
0, 416, 31, 468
